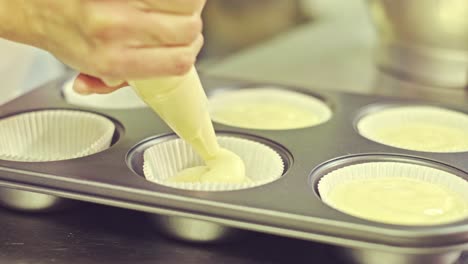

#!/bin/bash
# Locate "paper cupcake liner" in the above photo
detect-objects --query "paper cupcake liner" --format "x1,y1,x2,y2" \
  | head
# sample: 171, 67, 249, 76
208, 87, 332, 130
0, 110, 115, 162
318, 161, 468, 225
143, 136, 284, 191
357, 106, 468, 153
62, 78, 147, 109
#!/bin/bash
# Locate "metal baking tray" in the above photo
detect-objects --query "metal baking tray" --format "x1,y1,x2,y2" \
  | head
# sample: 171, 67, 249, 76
0, 75, 467, 264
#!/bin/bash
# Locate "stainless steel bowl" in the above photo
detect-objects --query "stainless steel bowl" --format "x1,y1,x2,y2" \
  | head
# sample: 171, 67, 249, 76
0, 188, 77, 213
368, 0, 468, 88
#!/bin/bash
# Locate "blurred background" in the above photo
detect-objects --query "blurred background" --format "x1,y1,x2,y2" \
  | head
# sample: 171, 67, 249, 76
201, 0, 369, 58
1, 0, 466, 105
0, 0, 366, 104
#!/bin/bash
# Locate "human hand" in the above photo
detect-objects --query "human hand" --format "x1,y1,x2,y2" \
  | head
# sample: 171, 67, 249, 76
19, 0, 205, 94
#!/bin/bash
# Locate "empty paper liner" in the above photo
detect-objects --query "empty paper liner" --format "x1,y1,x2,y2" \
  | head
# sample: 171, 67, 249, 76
0, 110, 115, 161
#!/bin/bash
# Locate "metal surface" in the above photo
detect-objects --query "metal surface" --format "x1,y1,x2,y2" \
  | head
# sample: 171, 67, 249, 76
150, 215, 245, 243
127, 132, 292, 243
0, 188, 77, 212
345, 248, 462, 264
0, 107, 122, 213
0, 76, 468, 264
0, 108, 122, 213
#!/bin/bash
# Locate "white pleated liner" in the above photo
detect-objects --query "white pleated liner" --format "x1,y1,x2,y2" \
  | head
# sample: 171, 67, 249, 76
208, 87, 332, 130
318, 162, 468, 225
143, 136, 284, 191
357, 106, 468, 153
62, 79, 147, 109
0, 110, 115, 162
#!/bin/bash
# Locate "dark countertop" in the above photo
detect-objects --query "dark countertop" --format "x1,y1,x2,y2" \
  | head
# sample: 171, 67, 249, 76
1, 203, 346, 264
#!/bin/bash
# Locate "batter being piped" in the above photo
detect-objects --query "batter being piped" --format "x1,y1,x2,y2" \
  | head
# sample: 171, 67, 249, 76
131, 68, 248, 184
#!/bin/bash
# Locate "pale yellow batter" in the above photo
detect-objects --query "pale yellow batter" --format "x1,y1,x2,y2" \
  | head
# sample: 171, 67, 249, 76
211, 102, 320, 130
371, 122, 468, 152
209, 88, 331, 130
168, 148, 249, 184
131, 68, 248, 184
326, 177, 468, 225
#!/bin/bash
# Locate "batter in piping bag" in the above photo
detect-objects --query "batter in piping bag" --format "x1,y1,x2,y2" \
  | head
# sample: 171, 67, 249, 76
130, 68, 248, 184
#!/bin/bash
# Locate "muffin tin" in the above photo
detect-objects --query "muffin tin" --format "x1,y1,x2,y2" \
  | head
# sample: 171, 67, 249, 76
0, 75, 467, 264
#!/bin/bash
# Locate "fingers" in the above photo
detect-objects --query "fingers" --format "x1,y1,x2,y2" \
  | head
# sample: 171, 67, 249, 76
96, 34, 204, 80
84, 2, 202, 47
77, 0, 205, 88
73, 74, 127, 95
126, 12, 202, 47
146, 12, 202, 46
141, 0, 206, 14
123, 33, 203, 78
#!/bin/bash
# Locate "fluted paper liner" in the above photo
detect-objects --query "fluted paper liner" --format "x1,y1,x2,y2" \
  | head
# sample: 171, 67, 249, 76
208, 87, 332, 130
0, 110, 115, 161
318, 161, 468, 225
63, 79, 147, 109
357, 106, 468, 152
143, 136, 284, 191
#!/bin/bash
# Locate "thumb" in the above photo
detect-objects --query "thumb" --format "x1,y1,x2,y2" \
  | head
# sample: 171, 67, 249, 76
73, 73, 127, 95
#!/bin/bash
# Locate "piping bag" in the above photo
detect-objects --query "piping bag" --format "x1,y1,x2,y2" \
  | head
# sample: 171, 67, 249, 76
126, 67, 246, 183
128, 67, 219, 161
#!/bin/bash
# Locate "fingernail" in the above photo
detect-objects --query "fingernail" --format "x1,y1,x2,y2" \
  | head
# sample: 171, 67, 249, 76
102, 78, 124, 87
73, 80, 93, 95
